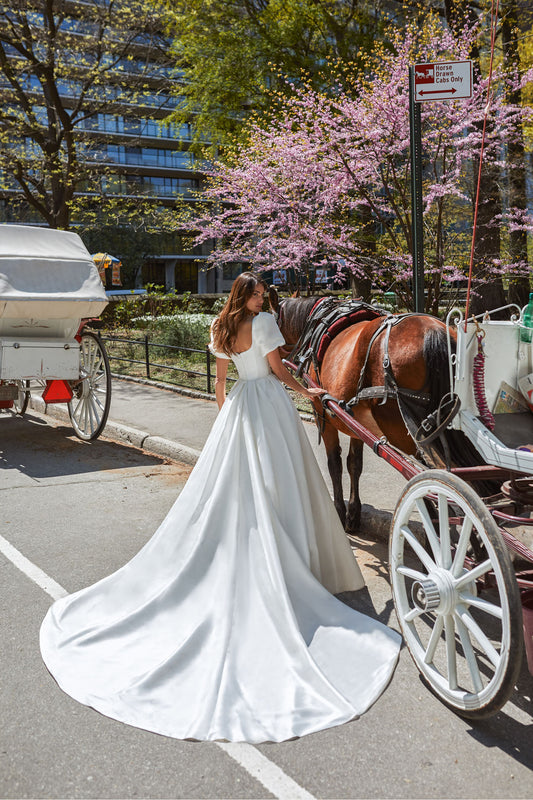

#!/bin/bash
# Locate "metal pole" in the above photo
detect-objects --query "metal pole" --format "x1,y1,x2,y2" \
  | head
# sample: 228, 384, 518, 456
206, 345, 212, 394
409, 66, 425, 313
144, 335, 151, 380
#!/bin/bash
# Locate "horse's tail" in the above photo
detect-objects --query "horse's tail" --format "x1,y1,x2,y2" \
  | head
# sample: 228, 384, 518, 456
423, 326, 453, 413
421, 326, 498, 491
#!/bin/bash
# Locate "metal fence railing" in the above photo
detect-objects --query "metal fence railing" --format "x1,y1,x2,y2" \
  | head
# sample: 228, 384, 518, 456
100, 334, 237, 394
99, 333, 311, 413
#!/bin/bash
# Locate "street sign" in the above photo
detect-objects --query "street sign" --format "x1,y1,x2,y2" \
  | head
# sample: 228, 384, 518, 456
414, 60, 472, 102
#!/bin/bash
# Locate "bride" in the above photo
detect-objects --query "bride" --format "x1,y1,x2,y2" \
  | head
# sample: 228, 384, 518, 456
40, 272, 401, 744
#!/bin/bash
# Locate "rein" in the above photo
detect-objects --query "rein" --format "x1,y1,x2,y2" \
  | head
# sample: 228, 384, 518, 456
276, 299, 459, 455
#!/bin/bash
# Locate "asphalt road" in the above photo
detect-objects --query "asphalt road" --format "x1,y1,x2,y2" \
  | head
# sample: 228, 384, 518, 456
0, 405, 532, 799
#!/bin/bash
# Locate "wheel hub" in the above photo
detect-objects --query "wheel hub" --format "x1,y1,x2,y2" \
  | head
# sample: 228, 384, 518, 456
78, 372, 91, 398
411, 569, 457, 615
412, 578, 440, 611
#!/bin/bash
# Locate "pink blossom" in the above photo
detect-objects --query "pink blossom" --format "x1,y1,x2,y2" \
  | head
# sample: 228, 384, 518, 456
190, 18, 533, 306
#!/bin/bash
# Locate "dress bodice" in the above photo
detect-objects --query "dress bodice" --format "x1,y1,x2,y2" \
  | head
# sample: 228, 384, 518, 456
209, 312, 285, 381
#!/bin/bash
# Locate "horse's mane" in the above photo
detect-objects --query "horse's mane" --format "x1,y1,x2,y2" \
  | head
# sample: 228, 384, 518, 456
281, 296, 324, 343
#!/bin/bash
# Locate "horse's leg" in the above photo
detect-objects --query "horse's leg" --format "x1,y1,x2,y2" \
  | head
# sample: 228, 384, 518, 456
321, 420, 346, 527
346, 437, 363, 534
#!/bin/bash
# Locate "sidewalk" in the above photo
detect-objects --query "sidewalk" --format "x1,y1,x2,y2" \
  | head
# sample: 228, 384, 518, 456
30, 375, 407, 539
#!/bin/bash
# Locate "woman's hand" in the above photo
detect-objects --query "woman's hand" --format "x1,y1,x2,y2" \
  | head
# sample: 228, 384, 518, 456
267, 348, 327, 401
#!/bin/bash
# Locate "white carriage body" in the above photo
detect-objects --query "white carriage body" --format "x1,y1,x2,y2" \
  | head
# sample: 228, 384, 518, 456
0, 225, 108, 380
450, 311, 533, 474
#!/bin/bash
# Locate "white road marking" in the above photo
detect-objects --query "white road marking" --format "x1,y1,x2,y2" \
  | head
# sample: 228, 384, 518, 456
0, 534, 67, 600
0, 534, 317, 800
216, 742, 316, 800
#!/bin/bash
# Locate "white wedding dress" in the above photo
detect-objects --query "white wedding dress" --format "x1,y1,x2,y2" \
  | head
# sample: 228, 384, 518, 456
40, 312, 401, 743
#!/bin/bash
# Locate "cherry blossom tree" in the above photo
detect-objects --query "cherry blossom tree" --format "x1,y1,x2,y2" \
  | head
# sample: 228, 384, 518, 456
192, 16, 533, 314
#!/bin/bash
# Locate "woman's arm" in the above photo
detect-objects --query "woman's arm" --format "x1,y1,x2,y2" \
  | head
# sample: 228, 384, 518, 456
214, 357, 229, 410
266, 348, 325, 399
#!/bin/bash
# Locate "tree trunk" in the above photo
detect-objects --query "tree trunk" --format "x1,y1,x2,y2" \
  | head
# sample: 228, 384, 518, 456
355, 204, 374, 302
470, 157, 506, 315
501, 0, 530, 309
444, 0, 505, 316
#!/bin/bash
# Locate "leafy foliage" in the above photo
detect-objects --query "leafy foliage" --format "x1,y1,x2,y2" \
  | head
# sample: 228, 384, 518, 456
0, 0, 170, 229
190, 15, 533, 313
132, 312, 215, 350
163, 0, 389, 153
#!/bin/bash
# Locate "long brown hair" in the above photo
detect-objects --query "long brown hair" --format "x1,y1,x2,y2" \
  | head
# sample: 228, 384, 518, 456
212, 272, 266, 356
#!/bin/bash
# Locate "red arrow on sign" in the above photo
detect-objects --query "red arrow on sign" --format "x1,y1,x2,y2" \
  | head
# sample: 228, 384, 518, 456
418, 88, 458, 96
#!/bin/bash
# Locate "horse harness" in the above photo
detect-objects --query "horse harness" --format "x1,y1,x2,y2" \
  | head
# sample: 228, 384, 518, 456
281, 297, 458, 452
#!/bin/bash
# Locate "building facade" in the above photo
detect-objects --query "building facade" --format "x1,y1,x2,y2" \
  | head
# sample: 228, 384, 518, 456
0, 1, 223, 294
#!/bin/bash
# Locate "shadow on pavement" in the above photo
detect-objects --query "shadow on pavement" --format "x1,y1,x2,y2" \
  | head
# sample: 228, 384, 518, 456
0, 412, 166, 479
465, 667, 533, 771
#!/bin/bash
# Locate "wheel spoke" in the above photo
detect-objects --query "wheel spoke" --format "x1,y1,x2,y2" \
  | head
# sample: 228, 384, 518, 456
404, 606, 424, 622
414, 498, 441, 564
83, 398, 90, 434
438, 493, 452, 569
86, 341, 96, 372
455, 605, 500, 668
91, 372, 105, 389
444, 615, 458, 690
396, 565, 428, 582
88, 387, 105, 413
71, 396, 83, 420
455, 559, 492, 589
424, 614, 444, 664
81, 341, 90, 369
451, 516, 474, 577
454, 613, 484, 693
400, 525, 437, 572
89, 353, 104, 377
458, 592, 503, 620
89, 393, 102, 426
85, 397, 97, 435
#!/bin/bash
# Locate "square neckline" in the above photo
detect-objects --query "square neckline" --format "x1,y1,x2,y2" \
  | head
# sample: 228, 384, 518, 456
233, 313, 258, 356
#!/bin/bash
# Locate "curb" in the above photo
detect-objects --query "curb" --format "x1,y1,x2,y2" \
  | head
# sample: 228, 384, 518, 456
358, 506, 392, 543
29, 396, 201, 466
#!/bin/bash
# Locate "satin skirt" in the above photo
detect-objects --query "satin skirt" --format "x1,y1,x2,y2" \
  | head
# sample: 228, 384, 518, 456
40, 374, 401, 743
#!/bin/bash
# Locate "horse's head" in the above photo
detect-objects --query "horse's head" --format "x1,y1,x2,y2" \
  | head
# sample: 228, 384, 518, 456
268, 285, 281, 317
268, 286, 322, 350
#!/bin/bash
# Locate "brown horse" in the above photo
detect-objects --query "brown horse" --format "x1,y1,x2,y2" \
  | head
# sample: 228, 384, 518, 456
269, 290, 460, 534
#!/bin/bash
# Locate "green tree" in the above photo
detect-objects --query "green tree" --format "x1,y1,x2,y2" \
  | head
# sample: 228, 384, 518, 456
78, 201, 184, 288
0, 0, 169, 229
443, 0, 533, 313
164, 0, 389, 152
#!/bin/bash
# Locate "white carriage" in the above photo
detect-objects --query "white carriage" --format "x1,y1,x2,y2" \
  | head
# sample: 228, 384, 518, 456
0, 225, 111, 440
389, 305, 533, 718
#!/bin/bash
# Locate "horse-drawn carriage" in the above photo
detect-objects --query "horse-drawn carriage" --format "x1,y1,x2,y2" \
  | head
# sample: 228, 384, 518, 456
273, 291, 533, 719
0, 225, 111, 440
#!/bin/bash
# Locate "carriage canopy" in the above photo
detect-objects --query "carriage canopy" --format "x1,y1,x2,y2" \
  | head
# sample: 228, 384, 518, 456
0, 225, 108, 320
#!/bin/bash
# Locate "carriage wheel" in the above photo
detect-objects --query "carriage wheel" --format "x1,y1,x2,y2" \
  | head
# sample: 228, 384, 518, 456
68, 331, 111, 441
390, 470, 522, 719
12, 380, 30, 415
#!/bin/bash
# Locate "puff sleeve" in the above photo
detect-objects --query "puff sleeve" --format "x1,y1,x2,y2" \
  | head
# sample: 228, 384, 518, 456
255, 312, 285, 357
208, 319, 231, 359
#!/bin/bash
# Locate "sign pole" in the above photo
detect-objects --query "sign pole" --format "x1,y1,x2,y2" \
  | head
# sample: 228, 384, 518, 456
409, 66, 425, 313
